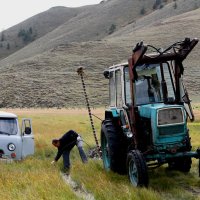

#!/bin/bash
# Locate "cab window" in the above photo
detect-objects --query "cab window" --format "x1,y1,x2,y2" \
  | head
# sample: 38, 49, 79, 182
116, 70, 122, 107
134, 63, 175, 105
109, 71, 115, 106
124, 67, 132, 105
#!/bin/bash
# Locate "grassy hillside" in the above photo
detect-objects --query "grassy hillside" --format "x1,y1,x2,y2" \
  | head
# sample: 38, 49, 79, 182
0, 108, 200, 200
0, 0, 158, 65
0, 0, 199, 108
0, 6, 86, 60
111, 0, 200, 36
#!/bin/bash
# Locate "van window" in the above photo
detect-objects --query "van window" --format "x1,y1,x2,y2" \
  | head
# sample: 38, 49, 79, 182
0, 118, 18, 135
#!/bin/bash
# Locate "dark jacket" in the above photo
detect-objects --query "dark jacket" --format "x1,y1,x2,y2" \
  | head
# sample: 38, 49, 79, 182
54, 130, 78, 161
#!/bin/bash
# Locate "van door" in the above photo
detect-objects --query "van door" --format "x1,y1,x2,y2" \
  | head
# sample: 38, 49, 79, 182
21, 118, 34, 158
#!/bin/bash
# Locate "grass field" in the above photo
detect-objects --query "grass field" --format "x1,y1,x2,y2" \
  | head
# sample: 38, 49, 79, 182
0, 107, 200, 200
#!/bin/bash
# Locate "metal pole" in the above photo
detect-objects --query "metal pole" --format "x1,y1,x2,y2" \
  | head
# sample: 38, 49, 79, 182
77, 67, 101, 157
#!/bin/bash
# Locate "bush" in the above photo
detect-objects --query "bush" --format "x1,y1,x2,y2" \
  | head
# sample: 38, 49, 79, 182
140, 6, 146, 15
174, 2, 177, 9
1, 31, 5, 42
108, 24, 116, 35
7, 42, 10, 50
18, 27, 35, 43
153, 0, 162, 9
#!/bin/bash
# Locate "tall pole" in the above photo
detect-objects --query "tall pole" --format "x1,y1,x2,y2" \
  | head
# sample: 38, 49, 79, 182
77, 67, 101, 157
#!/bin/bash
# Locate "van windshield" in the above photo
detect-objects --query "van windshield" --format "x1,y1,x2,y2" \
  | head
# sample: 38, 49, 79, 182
0, 118, 18, 135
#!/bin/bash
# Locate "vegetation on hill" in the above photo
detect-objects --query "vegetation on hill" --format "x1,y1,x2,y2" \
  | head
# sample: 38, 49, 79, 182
0, 0, 199, 108
0, 6, 84, 60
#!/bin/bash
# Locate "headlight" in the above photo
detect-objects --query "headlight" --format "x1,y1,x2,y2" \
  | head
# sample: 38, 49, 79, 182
8, 143, 16, 151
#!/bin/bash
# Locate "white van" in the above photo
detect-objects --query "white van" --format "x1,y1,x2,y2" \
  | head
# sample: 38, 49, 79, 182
0, 111, 34, 160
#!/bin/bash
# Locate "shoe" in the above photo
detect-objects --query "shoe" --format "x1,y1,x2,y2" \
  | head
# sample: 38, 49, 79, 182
63, 167, 70, 175
63, 171, 70, 176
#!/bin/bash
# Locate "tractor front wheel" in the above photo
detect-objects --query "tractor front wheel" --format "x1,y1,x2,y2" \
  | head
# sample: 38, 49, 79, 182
126, 150, 148, 187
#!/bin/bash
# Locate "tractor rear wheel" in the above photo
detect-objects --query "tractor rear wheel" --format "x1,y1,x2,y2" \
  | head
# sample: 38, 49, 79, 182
101, 130, 111, 170
127, 150, 148, 187
168, 157, 192, 172
101, 119, 126, 174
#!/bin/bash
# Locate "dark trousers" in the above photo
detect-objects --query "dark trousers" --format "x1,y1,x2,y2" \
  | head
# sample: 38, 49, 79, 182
62, 150, 71, 169
62, 146, 88, 169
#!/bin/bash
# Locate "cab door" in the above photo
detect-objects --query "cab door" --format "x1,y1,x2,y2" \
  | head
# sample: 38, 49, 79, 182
21, 118, 34, 158
180, 79, 194, 121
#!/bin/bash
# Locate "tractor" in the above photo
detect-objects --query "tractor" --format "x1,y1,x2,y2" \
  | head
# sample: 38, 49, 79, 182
101, 38, 200, 187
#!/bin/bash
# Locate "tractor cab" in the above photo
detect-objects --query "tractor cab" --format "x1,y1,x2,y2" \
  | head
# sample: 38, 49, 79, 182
101, 38, 200, 187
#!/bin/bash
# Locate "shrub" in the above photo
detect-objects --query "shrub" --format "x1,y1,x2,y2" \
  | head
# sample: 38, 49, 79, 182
140, 6, 146, 15
153, 0, 162, 9
18, 27, 35, 43
174, 2, 177, 9
108, 24, 116, 35
7, 42, 10, 50
1, 31, 5, 42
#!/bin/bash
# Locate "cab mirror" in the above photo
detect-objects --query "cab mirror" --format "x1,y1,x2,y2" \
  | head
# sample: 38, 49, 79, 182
103, 70, 110, 79
22, 118, 32, 135
25, 127, 31, 135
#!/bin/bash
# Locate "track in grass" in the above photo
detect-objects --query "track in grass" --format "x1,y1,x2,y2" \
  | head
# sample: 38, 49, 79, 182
61, 172, 95, 200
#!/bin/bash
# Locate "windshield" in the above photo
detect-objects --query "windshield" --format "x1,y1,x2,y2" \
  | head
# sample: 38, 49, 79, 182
135, 63, 175, 105
0, 118, 18, 135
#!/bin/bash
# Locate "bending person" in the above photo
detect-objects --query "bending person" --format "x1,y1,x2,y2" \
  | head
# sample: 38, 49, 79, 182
51, 130, 88, 174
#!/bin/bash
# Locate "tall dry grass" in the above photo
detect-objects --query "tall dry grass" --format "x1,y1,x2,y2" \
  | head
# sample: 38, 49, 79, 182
0, 108, 200, 200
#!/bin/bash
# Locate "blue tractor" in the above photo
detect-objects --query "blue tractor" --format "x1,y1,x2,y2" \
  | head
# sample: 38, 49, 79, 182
101, 38, 200, 187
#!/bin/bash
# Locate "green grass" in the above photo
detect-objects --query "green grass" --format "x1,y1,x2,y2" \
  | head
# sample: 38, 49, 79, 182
0, 159, 79, 200
1, 108, 200, 200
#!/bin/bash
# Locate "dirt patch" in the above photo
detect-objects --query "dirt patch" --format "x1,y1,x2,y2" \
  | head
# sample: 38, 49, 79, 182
2, 108, 104, 116
181, 184, 200, 197
0, 158, 13, 163
194, 110, 200, 121
61, 173, 95, 200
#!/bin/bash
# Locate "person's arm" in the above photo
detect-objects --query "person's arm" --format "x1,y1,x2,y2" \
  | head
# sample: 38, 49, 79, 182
51, 149, 63, 165
54, 147, 63, 162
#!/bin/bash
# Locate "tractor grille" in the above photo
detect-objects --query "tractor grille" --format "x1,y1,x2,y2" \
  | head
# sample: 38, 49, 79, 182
159, 125, 184, 135
157, 107, 184, 126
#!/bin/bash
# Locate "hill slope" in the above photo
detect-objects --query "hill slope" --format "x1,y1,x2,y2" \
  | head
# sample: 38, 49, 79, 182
0, 0, 199, 108
0, 6, 86, 60
111, 0, 200, 37
0, 0, 157, 66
